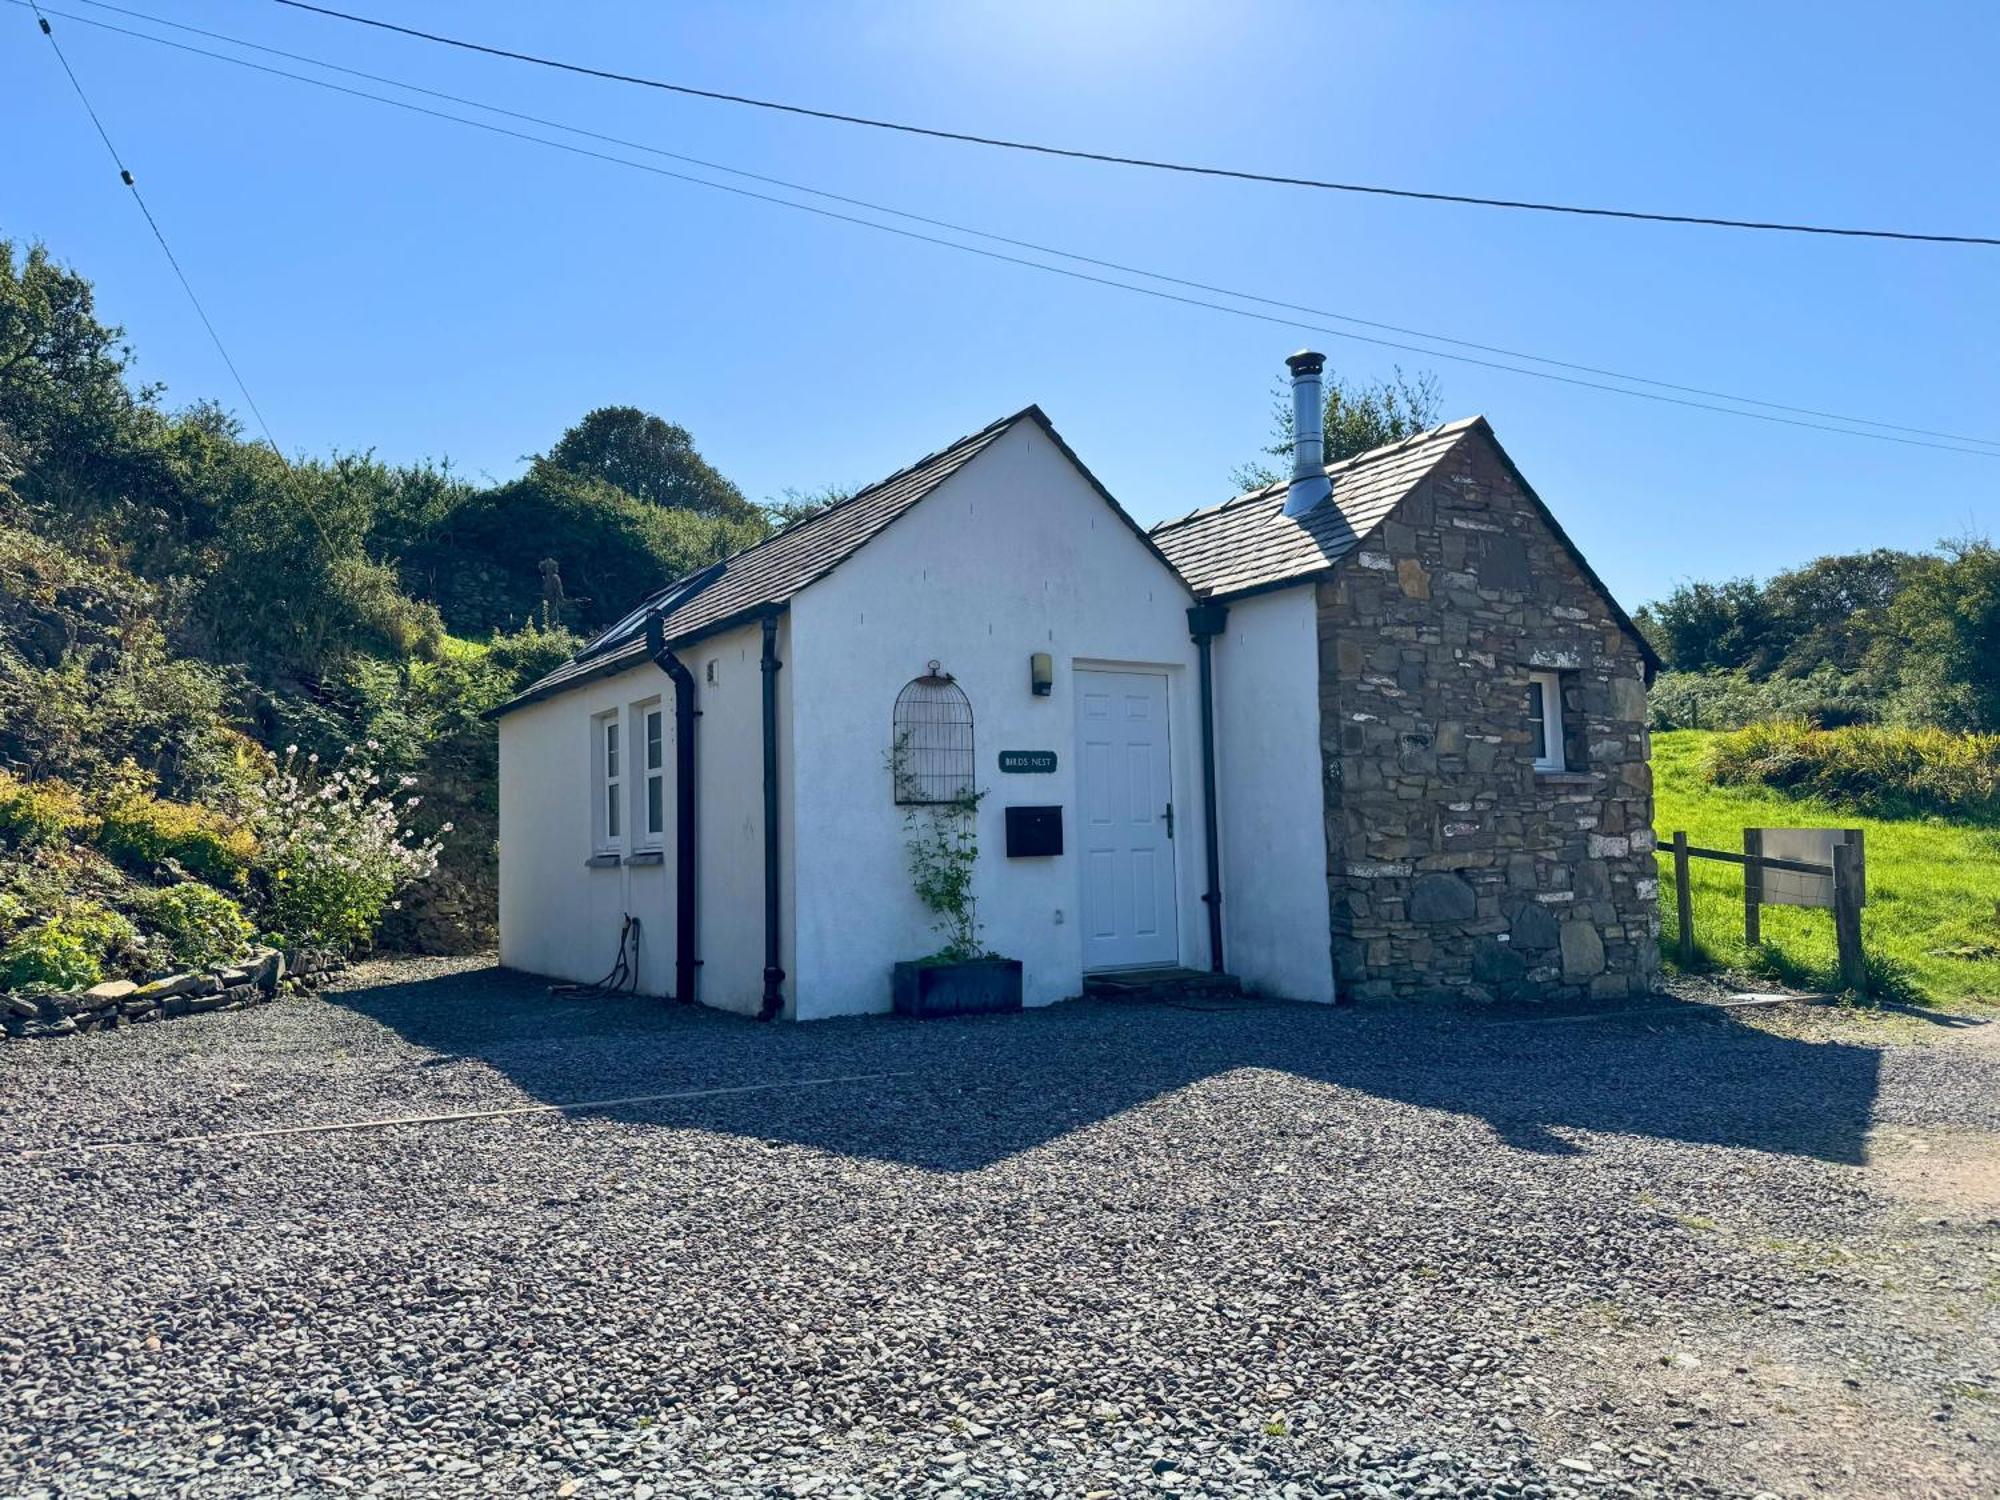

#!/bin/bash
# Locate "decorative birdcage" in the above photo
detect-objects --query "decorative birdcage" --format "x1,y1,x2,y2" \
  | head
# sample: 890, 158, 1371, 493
891, 662, 975, 805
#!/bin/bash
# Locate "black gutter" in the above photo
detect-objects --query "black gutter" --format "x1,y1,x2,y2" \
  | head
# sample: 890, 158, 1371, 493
758, 613, 786, 1020
644, 612, 699, 1006
1188, 602, 1229, 974
488, 598, 804, 720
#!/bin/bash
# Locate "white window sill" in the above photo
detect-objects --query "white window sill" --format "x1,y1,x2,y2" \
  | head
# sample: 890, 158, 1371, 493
584, 851, 622, 868
625, 849, 665, 866
1534, 769, 1598, 785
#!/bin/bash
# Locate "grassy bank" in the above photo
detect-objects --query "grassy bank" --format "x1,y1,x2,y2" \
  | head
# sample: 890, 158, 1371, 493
1652, 730, 2000, 1006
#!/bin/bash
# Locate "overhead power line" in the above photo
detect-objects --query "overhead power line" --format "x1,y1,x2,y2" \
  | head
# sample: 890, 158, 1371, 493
19, 4, 2000, 462
265, 0, 2000, 250
53, 0, 2000, 455
31, 0, 2000, 460
25, 2, 293, 463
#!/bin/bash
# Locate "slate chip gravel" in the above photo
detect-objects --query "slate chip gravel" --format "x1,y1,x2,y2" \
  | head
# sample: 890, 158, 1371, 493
2, 956, 1994, 1498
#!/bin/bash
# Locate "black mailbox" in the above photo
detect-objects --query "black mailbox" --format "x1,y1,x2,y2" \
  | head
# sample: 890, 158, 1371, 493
1004, 804, 1062, 858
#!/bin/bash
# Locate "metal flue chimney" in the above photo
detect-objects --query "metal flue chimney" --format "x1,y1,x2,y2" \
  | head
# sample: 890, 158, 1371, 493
1282, 349, 1331, 518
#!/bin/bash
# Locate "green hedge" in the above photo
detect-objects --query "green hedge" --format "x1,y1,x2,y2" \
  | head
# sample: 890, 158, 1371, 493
1705, 719, 2000, 821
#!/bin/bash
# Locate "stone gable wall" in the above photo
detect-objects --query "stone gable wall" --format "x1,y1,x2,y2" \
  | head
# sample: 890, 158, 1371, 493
1316, 431, 1660, 1003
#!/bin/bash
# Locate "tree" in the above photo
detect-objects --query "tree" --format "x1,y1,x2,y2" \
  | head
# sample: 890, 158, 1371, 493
1875, 537, 2000, 730
1233, 365, 1443, 489
544, 406, 758, 523
760, 482, 853, 529
0, 241, 142, 465
1632, 578, 1769, 673
406, 461, 765, 637
1634, 550, 1920, 681
1758, 548, 1916, 675
0, 240, 180, 550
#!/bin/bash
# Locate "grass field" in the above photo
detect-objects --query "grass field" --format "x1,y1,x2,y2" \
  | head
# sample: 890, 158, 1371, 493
1652, 730, 2000, 1007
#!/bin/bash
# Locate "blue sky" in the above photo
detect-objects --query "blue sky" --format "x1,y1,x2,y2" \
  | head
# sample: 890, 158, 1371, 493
8, 0, 1995, 604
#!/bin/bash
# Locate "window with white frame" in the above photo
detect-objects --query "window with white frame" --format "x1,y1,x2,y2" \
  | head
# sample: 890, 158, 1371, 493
639, 701, 665, 846
594, 710, 623, 849
1527, 670, 1566, 772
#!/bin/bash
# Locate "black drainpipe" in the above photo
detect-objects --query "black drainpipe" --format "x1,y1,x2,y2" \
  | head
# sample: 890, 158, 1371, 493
1188, 601, 1229, 974
758, 613, 786, 1020
644, 612, 699, 1006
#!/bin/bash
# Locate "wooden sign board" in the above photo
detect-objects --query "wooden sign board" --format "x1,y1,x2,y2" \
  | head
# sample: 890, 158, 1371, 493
1758, 828, 1865, 909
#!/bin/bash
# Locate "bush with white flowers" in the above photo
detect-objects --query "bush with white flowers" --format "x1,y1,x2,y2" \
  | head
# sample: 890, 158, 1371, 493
249, 744, 449, 953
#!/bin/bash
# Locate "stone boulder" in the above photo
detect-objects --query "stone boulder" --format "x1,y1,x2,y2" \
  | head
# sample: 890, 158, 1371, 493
1559, 920, 1606, 980
1408, 873, 1477, 924
1509, 902, 1560, 953
1471, 938, 1527, 989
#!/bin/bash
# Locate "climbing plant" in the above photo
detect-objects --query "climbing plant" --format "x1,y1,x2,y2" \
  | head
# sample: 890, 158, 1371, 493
890, 731, 987, 962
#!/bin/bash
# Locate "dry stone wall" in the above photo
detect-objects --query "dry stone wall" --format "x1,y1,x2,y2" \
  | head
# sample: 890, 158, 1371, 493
0, 947, 341, 1042
1316, 430, 1660, 1003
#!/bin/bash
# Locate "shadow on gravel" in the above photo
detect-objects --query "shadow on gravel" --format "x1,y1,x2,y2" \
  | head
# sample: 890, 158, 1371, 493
330, 968, 1882, 1172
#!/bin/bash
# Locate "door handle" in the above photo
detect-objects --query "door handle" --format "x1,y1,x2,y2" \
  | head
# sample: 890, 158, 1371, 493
1162, 801, 1174, 838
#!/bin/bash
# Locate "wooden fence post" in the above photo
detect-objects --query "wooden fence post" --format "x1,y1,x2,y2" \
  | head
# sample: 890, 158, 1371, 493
1743, 827, 1763, 946
1673, 830, 1694, 969
1833, 838, 1867, 995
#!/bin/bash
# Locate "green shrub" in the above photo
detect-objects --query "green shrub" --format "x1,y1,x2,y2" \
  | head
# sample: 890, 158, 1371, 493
0, 771, 99, 847
252, 748, 445, 952
0, 521, 245, 804
1648, 667, 1881, 732
404, 461, 764, 638
0, 904, 137, 992
484, 619, 586, 684
1705, 718, 2000, 820
145, 883, 253, 971
0, 922, 101, 991
96, 792, 255, 887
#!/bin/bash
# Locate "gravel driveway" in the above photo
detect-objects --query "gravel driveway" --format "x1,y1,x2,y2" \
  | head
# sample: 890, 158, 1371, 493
3, 958, 1996, 1499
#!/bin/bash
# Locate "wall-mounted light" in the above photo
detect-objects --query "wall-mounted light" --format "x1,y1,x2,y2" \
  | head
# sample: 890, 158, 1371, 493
1030, 652, 1053, 697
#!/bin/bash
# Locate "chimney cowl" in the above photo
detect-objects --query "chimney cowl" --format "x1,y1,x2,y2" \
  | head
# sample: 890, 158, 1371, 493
1282, 349, 1332, 518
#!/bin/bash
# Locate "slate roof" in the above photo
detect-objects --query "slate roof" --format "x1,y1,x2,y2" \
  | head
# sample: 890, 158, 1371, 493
492, 404, 1175, 717
1149, 415, 1658, 675
1149, 418, 1481, 600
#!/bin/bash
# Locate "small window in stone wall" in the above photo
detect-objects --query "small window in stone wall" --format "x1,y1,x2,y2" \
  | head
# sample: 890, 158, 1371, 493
1528, 669, 1586, 773
892, 663, 975, 805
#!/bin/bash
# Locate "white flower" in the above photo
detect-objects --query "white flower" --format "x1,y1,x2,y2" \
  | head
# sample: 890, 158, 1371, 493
285, 744, 299, 755
439, 821, 454, 833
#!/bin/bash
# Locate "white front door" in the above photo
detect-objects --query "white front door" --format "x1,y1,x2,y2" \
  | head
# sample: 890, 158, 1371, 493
1075, 669, 1178, 971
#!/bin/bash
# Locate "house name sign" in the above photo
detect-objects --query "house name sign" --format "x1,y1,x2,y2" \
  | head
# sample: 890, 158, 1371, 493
998, 750, 1058, 774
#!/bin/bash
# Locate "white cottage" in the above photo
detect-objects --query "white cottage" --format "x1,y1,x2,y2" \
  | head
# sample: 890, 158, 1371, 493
494, 357, 1658, 1019
492, 406, 1266, 1020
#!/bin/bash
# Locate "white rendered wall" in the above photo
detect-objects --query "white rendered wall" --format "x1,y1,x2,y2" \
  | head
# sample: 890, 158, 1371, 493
786, 419, 1209, 1019
684, 616, 794, 1018
1211, 585, 1337, 1003
498, 662, 673, 998
497, 615, 788, 1017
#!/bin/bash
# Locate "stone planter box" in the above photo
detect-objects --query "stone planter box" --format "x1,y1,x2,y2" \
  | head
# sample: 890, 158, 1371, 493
891, 957, 1023, 1019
